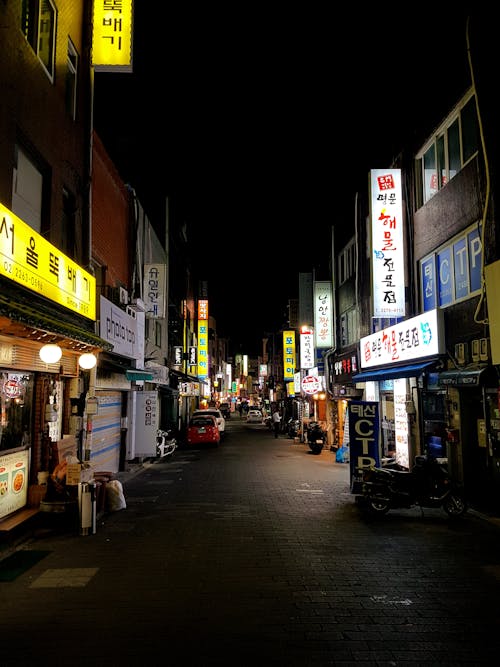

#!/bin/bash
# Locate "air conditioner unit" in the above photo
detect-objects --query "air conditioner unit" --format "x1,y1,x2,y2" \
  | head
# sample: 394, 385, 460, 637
480, 338, 489, 362
471, 339, 480, 362
119, 287, 129, 305
454, 343, 465, 365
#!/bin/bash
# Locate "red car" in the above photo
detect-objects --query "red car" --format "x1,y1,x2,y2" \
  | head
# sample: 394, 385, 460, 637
186, 414, 220, 447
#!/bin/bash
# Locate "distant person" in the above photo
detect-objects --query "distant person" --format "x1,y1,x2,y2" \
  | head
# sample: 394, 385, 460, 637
272, 409, 281, 438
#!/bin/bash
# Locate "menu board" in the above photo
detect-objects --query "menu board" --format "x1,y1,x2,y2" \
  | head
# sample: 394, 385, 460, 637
0, 449, 29, 520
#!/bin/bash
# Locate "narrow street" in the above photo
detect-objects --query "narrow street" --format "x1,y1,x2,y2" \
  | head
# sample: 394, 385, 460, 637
2, 418, 500, 666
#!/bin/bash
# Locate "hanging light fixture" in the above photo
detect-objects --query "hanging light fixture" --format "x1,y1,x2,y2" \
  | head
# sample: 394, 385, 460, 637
39, 344, 62, 364
78, 352, 97, 370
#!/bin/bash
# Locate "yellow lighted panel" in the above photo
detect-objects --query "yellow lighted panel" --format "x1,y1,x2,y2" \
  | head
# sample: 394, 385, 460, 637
283, 330, 296, 380
92, 0, 134, 72
0, 203, 96, 320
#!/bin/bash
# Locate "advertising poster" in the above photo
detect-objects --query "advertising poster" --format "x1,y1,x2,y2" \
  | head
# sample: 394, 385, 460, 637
348, 401, 380, 493
0, 449, 29, 520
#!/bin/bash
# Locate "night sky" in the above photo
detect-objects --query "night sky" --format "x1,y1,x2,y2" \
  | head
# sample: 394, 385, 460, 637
93, 6, 475, 356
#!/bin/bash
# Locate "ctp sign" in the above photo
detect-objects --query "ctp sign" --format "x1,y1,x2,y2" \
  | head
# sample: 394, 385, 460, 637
301, 375, 321, 395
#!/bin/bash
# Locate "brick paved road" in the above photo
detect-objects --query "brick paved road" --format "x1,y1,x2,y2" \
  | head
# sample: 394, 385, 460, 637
2, 418, 500, 666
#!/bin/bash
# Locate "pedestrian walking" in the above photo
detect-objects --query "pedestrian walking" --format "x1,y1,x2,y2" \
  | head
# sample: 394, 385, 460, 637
272, 408, 281, 438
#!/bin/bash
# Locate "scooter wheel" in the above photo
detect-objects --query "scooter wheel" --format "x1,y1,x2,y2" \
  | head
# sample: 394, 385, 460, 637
367, 497, 390, 515
443, 493, 467, 517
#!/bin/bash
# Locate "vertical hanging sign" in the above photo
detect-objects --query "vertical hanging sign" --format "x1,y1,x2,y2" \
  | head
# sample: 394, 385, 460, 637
300, 327, 314, 370
92, 0, 134, 72
283, 330, 296, 380
197, 299, 209, 379
313, 281, 333, 349
370, 169, 405, 318
143, 264, 166, 318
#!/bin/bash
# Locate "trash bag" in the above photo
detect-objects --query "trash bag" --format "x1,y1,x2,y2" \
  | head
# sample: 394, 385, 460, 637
336, 446, 349, 463
105, 479, 126, 511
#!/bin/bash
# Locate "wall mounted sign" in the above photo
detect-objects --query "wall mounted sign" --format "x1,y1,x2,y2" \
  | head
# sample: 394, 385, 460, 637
359, 309, 445, 369
0, 202, 96, 319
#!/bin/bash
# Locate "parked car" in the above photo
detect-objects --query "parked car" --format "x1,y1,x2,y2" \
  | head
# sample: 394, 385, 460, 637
246, 409, 263, 424
186, 415, 220, 447
192, 408, 226, 436
219, 402, 231, 419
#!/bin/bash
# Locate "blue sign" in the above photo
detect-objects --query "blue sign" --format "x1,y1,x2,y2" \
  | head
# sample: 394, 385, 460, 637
421, 256, 437, 311
420, 223, 482, 312
348, 401, 380, 493
437, 246, 453, 306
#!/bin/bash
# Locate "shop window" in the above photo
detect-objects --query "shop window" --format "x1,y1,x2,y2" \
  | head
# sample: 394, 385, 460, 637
0, 372, 34, 452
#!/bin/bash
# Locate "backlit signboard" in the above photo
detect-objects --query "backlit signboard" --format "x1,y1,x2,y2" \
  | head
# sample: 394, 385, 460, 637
0, 203, 96, 320
359, 309, 445, 369
370, 169, 405, 318
313, 281, 333, 349
197, 299, 208, 379
300, 327, 314, 369
283, 330, 296, 380
92, 0, 134, 72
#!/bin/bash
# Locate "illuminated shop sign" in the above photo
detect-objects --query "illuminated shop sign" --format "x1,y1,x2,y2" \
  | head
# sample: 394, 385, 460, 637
333, 353, 358, 380
359, 309, 445, 369
370, 169, 405, 318
92, 0, 134, 72
300, 328, 314, 369
313, 281, 333, 349
197, 299, 209, 379
283, 330, 296, 380
0, 203, 96, 320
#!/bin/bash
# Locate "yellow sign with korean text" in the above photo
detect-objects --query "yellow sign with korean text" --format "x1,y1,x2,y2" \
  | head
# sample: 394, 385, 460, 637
0, 203, 96, 320
92, 0, 134, 72
283, 330, 296, 380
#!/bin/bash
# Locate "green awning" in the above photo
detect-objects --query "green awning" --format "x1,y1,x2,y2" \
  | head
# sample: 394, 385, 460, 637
126, 369, 154, 381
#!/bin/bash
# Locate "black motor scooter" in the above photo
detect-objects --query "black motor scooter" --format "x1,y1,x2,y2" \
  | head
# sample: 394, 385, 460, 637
356, 454, 467, 517
306, 421, 326, 454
